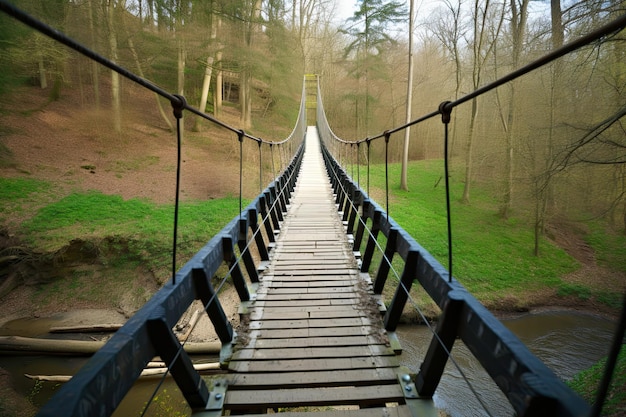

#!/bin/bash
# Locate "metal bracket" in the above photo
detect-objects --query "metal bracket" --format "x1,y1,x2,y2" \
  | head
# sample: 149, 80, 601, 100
398, 373, 418, 399
396, 369, 439, 417
193, 379, 227, 417
220, 336, 235, 367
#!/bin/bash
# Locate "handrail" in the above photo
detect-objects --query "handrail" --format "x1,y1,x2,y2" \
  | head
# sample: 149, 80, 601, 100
317, 123, 589, 417
314, 70, 592, 415
34, 143, 305, 417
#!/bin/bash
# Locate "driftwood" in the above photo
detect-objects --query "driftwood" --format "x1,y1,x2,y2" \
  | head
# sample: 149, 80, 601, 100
49, 324, 123, 333
24, 362, 222, 382
0, 336, 221, 356
179, 309, 201, 343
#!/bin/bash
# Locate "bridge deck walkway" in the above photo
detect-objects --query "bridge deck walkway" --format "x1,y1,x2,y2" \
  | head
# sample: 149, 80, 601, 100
220, 127, 433, 417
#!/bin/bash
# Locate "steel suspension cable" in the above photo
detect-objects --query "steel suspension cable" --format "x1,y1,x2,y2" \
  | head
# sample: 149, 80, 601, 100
367, 140, 371, 196
357, 143, 361, 188
440, 102, 454, 283
239, 131, 244, 218
170, 96, 185, 286
271, 144, 276, 179
258, 142, 263, 194
384, 132, 390, 222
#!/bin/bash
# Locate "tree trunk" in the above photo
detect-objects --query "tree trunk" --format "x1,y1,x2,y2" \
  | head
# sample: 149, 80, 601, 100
215, 50, 223, 117
0, 335, 220, 356
462, 97, 478, 204
106, 0, 121, 133
400, 0, 415, 192
126, 33, 173, 131
194, 56, 214, 131
87, 0, 99, 109
194, 14, 219, 131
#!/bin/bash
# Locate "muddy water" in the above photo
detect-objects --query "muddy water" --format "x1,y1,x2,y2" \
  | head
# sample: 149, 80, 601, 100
0, 310, 616, 416
396, 310, 616, 417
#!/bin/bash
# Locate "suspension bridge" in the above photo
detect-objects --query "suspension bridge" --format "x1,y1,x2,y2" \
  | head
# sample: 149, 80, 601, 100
2, 2, 625, 417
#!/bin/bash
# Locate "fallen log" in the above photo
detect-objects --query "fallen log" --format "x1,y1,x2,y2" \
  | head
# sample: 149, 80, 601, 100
24, 362, 222, 382
0, 336, 221, 356
49, 324, 123, 333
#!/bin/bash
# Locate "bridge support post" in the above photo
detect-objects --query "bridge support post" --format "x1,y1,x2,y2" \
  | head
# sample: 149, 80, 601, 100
415, 290, 464, 397
276, 178, 288, 214
360, 209, 382, 273
192, 268, 233, 345
346, 189, 362, 236
147, 312, 210, 409
373, 228, 398, 294
238, 218, 259, 283
222, 237, 251, 301
352, 199, 369, 252
383, 248, 417, 330
249, 208, 269, 261
269, 186, 284, 222
259, 195, 275, 243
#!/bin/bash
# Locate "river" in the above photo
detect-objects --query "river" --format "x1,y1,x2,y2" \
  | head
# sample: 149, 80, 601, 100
0, 310, 617, 416
395, 310, 616, 416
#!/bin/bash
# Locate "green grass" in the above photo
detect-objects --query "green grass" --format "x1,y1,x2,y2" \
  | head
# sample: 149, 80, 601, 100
1, 181, 244, 282
359, 161, 575, 302
0, 177, 48, 201
22, 191, 241, 246
587, 222, 626, 272
568, 348, 626, 416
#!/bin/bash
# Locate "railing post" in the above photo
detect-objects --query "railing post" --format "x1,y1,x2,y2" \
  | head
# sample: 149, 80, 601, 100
347, 189, 362, 236
147, 310, 210, 409
192, 268, 233, 345
249, 207, 269, 261
260, 193, 276, 243
342, 182, 352, 222
270, 185, 284, 222
222, 236, 251, 301
352, 199, 370, 252
277, 176, 288, 214
360, 209, 382, 273
237, 217, 259, 283
415, 290, 464, 397
373, 228, 398, 294
383, 248, 417, 330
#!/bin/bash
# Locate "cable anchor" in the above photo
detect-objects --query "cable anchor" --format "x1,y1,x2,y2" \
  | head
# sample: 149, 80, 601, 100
439, 101, 453, 124
171, 94, 187, 119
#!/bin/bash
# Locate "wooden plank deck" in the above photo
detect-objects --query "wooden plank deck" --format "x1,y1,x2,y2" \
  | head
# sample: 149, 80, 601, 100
221, 127, 435, 417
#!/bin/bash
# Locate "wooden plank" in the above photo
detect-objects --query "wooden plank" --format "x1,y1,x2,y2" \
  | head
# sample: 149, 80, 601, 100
249, 308, 363, 321
262, 274, 359, 282
242, 335, 380, 349
251, 298, 358, 308
228, 356, 399, 373
224, 385, 405, 410
272, 259, 351, 266
262, 280, 358, 288
231, 345, 394, 360
227, 406, 415, 417
256, 287, 355, 295
255, 294, 357, 302
245, 325, 382, 339
247, 317, 373, 330
227, 368, 399, 389
272, 269, 357, 276
249, 305, 360, 314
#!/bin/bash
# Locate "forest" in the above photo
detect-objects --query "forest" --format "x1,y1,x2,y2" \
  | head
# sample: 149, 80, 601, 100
0, 0, 624, 278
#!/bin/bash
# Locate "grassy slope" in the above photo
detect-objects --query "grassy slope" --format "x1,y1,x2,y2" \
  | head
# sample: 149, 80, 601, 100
568, 348, 626, 416
360, 160, 624, 309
